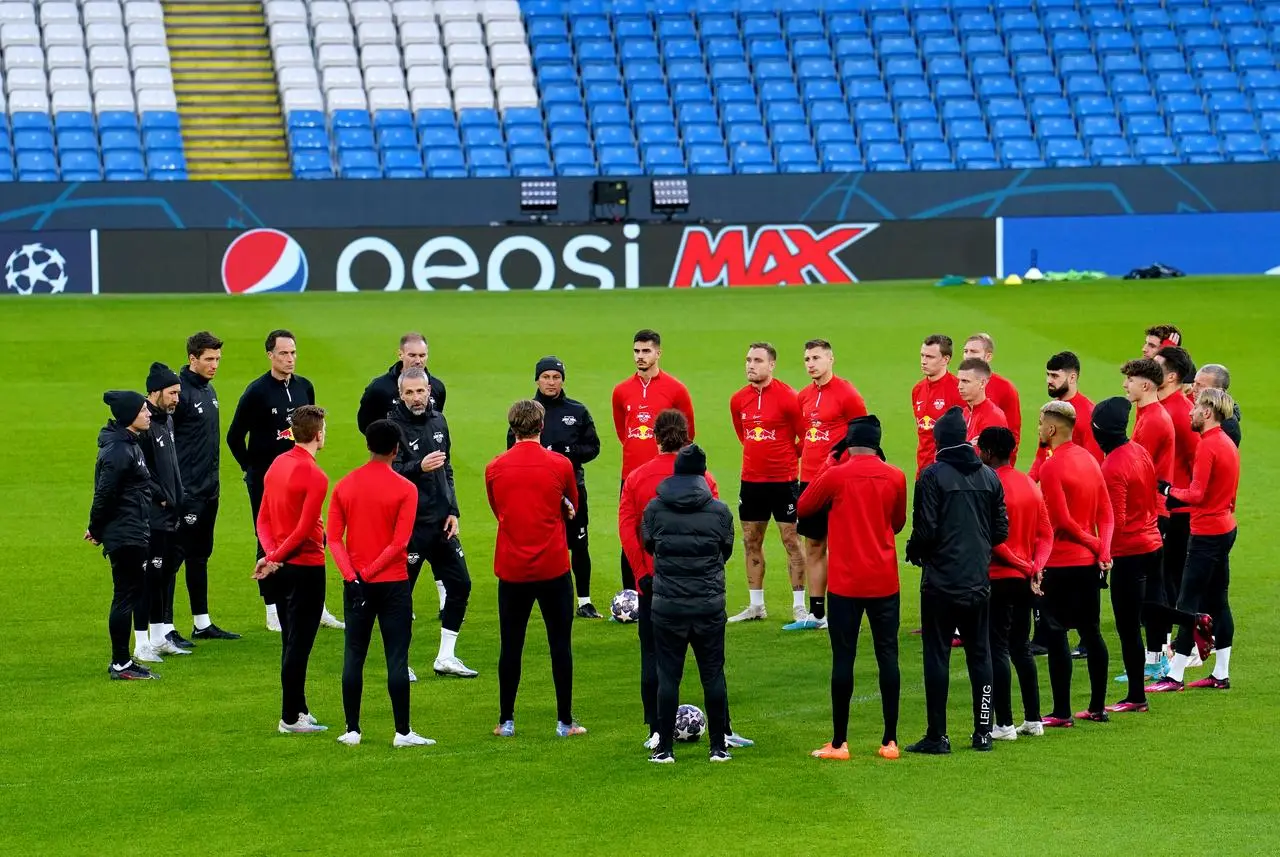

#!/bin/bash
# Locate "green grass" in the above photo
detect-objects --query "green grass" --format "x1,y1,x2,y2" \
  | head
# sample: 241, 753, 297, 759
2, 278, 1278, 856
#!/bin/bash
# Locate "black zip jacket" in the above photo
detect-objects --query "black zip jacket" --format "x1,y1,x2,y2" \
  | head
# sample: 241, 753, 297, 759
357, 362, 446, 434
389, 400, 460, 528
906, 443, 1008, 604
88, 423, 152, 553
642, 474, 734, 620
172, 366, 220, 501
1224, 402, 1242, 448
505, 390, 601, 483
139, 401, 185, 532
226, 371, 316, 477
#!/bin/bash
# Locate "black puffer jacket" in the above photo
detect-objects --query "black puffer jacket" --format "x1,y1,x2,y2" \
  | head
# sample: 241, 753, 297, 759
88, 423, 152, 553
357, 362, 446, 434
139, 401, 185, 532
642, 474, 734, 619
906, 442, 1008, 604
389, 400, 460, 529
505, 390, 601, 483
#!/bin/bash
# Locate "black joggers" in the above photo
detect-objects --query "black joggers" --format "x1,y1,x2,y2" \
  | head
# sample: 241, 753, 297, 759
1111, 549, 1161, 702
827, 592, 900, 748
342, 579, 413, 736
920, 589, 993, 740
109, 545, 147, 666
1173, 529, 1236, 657
1042, 565, 1109, 717
407, 528, 472, 632
653, 610, 729, 754
988, 577, 1041, 727
275, 564, 325, 725
497, 572, 575, 725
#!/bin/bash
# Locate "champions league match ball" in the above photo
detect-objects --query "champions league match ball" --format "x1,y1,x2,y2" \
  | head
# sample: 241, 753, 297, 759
610, 589, 639, 623
675, 704, 706, 742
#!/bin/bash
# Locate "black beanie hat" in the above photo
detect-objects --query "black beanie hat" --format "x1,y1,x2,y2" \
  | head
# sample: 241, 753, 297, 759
674, 443, 707, 475
534, 356, 566, 381
846, 415, 887, 460
104, 390, 147, 426
933, 406, 968, 449
146, 361, 180, 392
1092, 396, 1131, 450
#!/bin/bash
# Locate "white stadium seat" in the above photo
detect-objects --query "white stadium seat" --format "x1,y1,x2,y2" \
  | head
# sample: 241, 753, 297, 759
493, 64, 531, 87
52, 88, 94, 113
95, 88, 136, 112
392, 0, 433, 22
9, 88, 50, 112
124, 2, 165, 26
313, 21, 355, 46
273, 44, 314, 69
398, 21, 440, 45
46, 23, 88, 46
50, 67, 91, 90
406, 65, 446, 88
321, 65, 362, 90
47, 45, 89, 70
480, 0, 521, 21
87, 23, 127, 47
127, 22, 168, 45
7, 68, 47, 93
269, 22, 311, 47
88, 44, 129, 69
452, 85, 494, 109
317, 43, 358, 67
403, 42, 444, 66
4, 45, 48, 70
134, 66, 174, 91
92, 66, 133, 91
442, 20, 482, 44
129, 44, 171, 69
309, 2, 350, 25
489, 42, 530, 67
364, 65, 403, 88
83, 2, 125, 26
265, 1, 307, 25
351, 1, 393, 23
446, 42, 487, 66
39, 2, 81, 26
368, 87, 409, 110
136, 88, 177, 111
449, 64, 488, 88
326, 86, 368, 110
497, 84, 538, 110
359, 44, 401, 69
357, 21, 398, 45
279, 65, 320, 90
409, 85, 451, 110
484, 20, 526, 45
1, 24, 43, 48
437, 0, 478, 23
0, 4, 36, 25
283, 87, 325, 112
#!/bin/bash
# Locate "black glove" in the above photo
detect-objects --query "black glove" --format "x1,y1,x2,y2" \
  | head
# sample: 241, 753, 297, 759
905, 541, 922, 567
346, 575, 367, 610
637, 574, 652, 598
1157, 480, 1173, 497
1164, 494, 1188, 511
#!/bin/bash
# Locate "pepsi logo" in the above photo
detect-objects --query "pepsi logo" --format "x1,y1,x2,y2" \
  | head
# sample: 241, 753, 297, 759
221, 229, 308, 295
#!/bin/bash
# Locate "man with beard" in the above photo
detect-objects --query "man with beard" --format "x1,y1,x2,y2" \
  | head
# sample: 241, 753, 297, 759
507, 357, 603, 619
1030, 352, 1102, 482
390, 367, 476, 679
357, 332, 447, 432
1192, 363, 1240, 447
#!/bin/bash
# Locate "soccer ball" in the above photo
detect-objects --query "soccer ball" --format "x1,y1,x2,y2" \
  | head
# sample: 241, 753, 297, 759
610, 589, 639, 623
5, 243, 69, 295
675, 704, 706, 742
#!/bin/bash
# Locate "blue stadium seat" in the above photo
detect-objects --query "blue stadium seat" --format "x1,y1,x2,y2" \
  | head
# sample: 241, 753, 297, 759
58, 130, 98, 153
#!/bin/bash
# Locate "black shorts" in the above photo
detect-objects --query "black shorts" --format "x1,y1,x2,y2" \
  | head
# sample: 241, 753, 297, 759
176, 497, 218, 561
795, 481, 828, 540
566, 481, 589, 548
1041, 565, 1105, 632
739, 480, 799, 524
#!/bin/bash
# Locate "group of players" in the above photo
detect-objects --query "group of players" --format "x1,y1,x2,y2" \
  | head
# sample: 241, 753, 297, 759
86, 321, 1241, 759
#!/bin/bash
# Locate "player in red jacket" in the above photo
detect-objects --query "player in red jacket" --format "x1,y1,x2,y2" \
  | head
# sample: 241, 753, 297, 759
791, 339, 867, 631
252, 405, 330, 735
1035, 401, 1115, 727
486, 400, 584, 737
911, 334, 963, 478
727, 342, 805, 624
1141, 324, 1183, 359
964, 334, 1022, 464
977, 427, 1051, 740
611, 329, 695, 591
1090, 398, 1163, 712
327, 420, 430, 747
797, 416, 906, 762
957, 358, 1009, 444
1030, 352, 1103, 481
1148, 388, 1241, 693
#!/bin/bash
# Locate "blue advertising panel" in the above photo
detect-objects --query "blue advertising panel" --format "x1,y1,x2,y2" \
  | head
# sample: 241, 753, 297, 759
0, 230, 97, 296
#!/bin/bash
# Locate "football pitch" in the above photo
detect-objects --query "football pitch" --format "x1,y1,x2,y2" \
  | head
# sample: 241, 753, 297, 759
2, 278, 1278, 856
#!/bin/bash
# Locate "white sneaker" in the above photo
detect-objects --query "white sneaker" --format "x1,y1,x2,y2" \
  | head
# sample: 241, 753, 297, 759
728, 604, 767, 623
434, 656, 478, 678
132, 644, 164, 663
153, 637, 191, 656
337, 731, 361, 746
278, 718, 327, 734
266, 610, 281, 632
1016, 720, 1044, 737
394, 731, 436, 747
792, 604, 808, 622
299, 712, 319, 726
991, 724, 1018, 741
407, 666, 417, 683
643, 731, 660, 750
320, 607, 345, 630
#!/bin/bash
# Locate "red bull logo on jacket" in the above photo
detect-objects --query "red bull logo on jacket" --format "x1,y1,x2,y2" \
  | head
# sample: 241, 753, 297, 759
746, 426, 777, 442
627, 425, 653, 440
276, 427, 295, 441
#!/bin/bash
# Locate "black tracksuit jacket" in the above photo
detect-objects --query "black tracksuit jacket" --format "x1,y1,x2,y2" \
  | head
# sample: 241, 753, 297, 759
226, 371, 316, 478
139, 401, 185, 532
389, 400, 460, 530
172, 366, 220, 502
505, 390, 601, 485
357, 362, 447, 434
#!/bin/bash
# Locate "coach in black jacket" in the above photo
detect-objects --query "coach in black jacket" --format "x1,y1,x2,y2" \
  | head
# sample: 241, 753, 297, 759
641, 445, 735, 762
356, 333, 446, 434
140, 363, 188, 654
506, 357, 603, 617
905, 407, 1009, 755
390, 367, 476, 678
87, 391, 155, 678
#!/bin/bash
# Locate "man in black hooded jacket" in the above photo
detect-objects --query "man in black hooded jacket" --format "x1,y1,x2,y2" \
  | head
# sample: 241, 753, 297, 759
357, 332, 446, 434
905, 406, 1008, 754
506, 357, 603, 618
642, 445, 735, 764
87, 391, 157, 680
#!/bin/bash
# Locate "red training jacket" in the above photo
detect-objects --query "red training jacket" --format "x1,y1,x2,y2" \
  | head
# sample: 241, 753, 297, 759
257, 446, 328, 567
327, 460, 418, 583
989, 464, 1053, 580
611, 372, 695, 479
729, 378, 803, 482
797, 375, 867, 482
1039, 441, 1115, 567
1134, 399, 1175, 517
1101, 442, 1162, 558
485, 441, 579, 582
987, 372, 1022, 465
1171, 425, 1239, 536
1029, 391, 1103, 481
964, 397, 1009, 445
912, 372, 964, 477
1160, 390, 1200, 519
796, 453, 906, 599
619, 451, 720, 582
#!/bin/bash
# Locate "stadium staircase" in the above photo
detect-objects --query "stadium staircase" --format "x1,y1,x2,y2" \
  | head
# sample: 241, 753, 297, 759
163, 0, 292, 179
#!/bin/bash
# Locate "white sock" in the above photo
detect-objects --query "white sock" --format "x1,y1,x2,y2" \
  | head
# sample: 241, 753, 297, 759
438, 628, 458, 661
266, 604, 278, 619
135, 628, 150, 650
163, 623, 175, 637
792, 590, 805, 609
1145, 650, 1162, 665
578, 596, 590, 607
150, 623, 167, 646
1168, 652, 1191, 683
194, 614, 211, 631
436, 580, 447, 609
1212, 646, 1231, 680
749, 589, 764, 608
